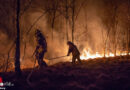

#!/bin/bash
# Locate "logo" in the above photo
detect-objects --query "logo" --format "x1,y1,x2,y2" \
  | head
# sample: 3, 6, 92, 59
0, 77, 14, 90
0, 77, 3, 87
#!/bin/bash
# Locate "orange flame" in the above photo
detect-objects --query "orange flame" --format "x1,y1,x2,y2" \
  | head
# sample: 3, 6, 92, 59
80, 48, 129, 60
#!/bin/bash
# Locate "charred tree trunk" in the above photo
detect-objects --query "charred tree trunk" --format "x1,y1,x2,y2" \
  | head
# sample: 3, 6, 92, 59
15, 0, 22, 77
51, 0, 58, 41
126, 22, 130, 56
101, 27, 111, 57
127, 0, 130, 55
126, 27, 129, 55
65, 0, 69, 41
128, 28, 130, 55
72, 0, 75, 43
51, 11, 56, 41
112, 6, 118, 57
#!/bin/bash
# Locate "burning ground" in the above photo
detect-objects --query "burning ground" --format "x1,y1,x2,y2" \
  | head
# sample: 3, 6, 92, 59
1, 56, 130, 90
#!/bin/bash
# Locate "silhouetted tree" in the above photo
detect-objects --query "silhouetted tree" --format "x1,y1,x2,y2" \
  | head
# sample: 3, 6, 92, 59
126, 0, 130, 55
65, 0, 69, 41
71, 0, 75, 43
15, 0, 22, 77
100, 0, 120, 57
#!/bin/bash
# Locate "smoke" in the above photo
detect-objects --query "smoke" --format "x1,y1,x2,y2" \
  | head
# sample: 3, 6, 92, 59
74, 0, 107, 54
0, 31, 9, 54
0, 0, 129, 70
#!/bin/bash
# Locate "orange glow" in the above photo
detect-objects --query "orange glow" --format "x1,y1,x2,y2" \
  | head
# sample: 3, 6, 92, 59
80, 48, 130, 60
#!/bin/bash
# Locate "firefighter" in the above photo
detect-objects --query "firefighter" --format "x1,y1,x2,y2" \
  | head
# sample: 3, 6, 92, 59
34, 29, 47, 68
67, 41, 82, 64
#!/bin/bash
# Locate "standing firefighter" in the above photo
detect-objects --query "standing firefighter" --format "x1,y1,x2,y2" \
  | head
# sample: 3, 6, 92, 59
67, 41, 81, 64
34, 29, 47, 68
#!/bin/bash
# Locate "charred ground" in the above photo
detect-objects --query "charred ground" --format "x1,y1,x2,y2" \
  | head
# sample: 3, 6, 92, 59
1, 56, 130, 90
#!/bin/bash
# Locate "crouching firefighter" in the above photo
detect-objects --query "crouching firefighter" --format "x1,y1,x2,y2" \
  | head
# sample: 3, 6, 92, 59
34, 29, 47, 68
67, 41, 82, 64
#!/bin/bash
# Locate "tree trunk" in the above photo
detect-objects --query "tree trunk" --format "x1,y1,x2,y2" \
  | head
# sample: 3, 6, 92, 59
51, 12, 55, 41
65, 0, 69, 41
72, 0, 75, 43
127, 0, 130, 55
113, 6, 118, 57
127, 27, 130, 55
51, 1, 58, 41
15, 0, 22, 77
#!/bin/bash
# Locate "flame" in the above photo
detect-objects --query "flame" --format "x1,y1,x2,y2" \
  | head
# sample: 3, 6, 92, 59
80, 48, 129, 60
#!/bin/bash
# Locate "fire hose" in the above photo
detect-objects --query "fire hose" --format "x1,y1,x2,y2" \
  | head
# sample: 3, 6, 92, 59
47, 55, 68, 60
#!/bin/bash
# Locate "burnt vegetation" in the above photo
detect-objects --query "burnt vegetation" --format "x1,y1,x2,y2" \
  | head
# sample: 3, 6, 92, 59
1, 56, 130, 90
